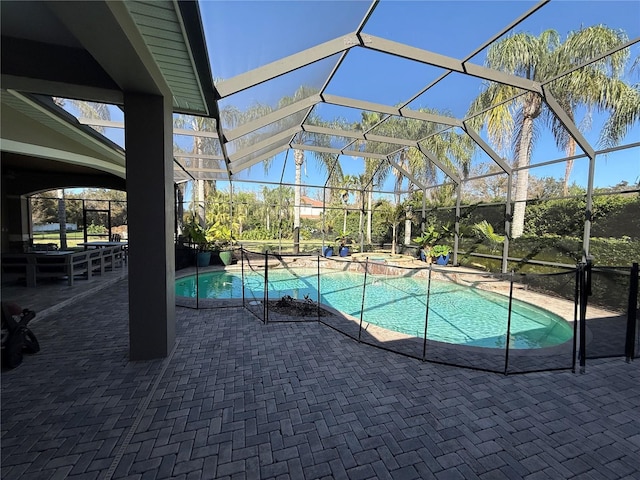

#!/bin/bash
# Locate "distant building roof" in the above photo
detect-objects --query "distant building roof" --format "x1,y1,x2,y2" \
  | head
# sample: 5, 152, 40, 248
300, 195, 323, 207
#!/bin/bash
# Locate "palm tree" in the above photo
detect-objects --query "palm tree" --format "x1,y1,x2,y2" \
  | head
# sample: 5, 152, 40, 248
374, 200, 406, 255
473, 220, 505, 254
468, 26, 640, 238
340, 174, 358, 235
173, 115, 223, 227
359, 108, 473, 239
261, 86, 348, 253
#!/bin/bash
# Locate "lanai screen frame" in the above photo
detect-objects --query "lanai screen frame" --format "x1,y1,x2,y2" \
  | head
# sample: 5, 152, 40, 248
71, 0, 639, 272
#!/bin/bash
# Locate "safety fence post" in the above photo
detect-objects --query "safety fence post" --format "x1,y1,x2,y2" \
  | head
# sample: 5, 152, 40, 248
625, 262, 639, 362
241, 248, 245, 308
317, 255, 321, 322
195, 255, 200, 310
578, 259, 592, 373
264, 253, 269, 324
422, 265, 433, 361
572, 264, 580, 373
503, 271, 514, 375
358, 258, 369, 342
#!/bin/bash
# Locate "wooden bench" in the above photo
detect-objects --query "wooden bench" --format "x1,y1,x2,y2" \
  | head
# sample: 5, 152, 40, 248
3, 245, 126, 287
1, 254, 34, 285
2, 251, 90, 287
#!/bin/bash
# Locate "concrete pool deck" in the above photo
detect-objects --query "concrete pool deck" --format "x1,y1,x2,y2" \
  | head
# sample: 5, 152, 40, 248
2, 265, 639, 479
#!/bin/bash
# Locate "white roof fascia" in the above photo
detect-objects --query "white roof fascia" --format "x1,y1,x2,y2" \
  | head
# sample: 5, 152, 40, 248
77, 117, 220, 139
1, 139, 125, 178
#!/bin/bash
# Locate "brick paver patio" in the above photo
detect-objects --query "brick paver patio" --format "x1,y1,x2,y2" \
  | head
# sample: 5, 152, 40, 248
2, 278, 639, 479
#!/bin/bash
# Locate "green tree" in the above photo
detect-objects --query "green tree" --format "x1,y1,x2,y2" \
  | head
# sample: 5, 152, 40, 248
263, 86, 348, 253
468, 26, 640, 238
373, 200, 406, 254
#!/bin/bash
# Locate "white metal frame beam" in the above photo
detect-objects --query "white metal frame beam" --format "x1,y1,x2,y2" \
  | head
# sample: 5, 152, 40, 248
216, 35, 360, 98
224, 94, 321, 142
228, 126, 301, 162
229, 145, 288, 175
362, 34, 543, 94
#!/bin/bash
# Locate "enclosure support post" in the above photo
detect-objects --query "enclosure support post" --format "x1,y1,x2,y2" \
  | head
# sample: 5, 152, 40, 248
229, 182, 234, 241
582, 153, 596, 262
504, 271, 515, 375
502, 174, 512, 274
195, 259, 199, 310
125, 92, 175, 360
625, 262, 639, 362
453, 184, 461, 266
321, 186, 327, 254
572, 265, 580, 373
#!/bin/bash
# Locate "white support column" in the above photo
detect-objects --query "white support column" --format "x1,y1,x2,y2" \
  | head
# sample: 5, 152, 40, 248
125, 92, 175, 360
454, 183, 462, 266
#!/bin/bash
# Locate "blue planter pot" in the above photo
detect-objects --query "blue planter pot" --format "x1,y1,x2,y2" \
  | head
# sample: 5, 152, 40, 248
196, 251, 211, 267
339, 246, 349, 257
435, 253, 450, 265
323, 246, 333, 257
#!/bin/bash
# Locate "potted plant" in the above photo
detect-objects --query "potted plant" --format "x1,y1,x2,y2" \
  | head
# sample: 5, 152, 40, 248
183, 217, 212, 267
208, 222, 235, 266
413, 226, 440, 263
336, 232, 350, 257
431, 244, 452, 265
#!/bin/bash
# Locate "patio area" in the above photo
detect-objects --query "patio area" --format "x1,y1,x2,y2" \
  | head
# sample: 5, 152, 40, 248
2, 274, 639, 479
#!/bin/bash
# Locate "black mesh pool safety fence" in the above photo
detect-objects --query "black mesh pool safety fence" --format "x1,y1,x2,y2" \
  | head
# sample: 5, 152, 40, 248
241, 249, 267, 323
175, 248, 639, 374
585, 262, 639, 361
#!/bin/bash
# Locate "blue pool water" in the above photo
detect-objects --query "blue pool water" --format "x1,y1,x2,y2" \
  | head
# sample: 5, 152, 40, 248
175, 269, 573, 349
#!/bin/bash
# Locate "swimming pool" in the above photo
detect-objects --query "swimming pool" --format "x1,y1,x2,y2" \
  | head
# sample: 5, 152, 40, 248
175, 268, 573, 349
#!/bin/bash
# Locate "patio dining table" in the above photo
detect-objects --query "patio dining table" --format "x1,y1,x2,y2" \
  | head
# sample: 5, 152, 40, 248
78, 241, 128, 249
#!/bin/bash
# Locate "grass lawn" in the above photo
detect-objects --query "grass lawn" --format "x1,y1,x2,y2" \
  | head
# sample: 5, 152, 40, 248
32, 232, 100, 249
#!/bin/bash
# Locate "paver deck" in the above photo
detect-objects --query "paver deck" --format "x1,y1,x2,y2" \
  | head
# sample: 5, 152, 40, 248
2, 274, 639, 479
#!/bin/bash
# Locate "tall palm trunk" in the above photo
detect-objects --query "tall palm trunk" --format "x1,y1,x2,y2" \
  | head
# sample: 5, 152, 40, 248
293, 149, 304, 254
366, 190, 373, 244
511, 115, 535, 238
343, 209, 347, 234
562, 138, 577, 196
391, 224, 397, 255
194, 134, 206, 226
176, 184, 185, 235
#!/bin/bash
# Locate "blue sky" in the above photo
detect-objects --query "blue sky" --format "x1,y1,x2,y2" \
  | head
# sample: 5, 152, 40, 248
70, 1, 640, 196
199, 0, 640, 194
